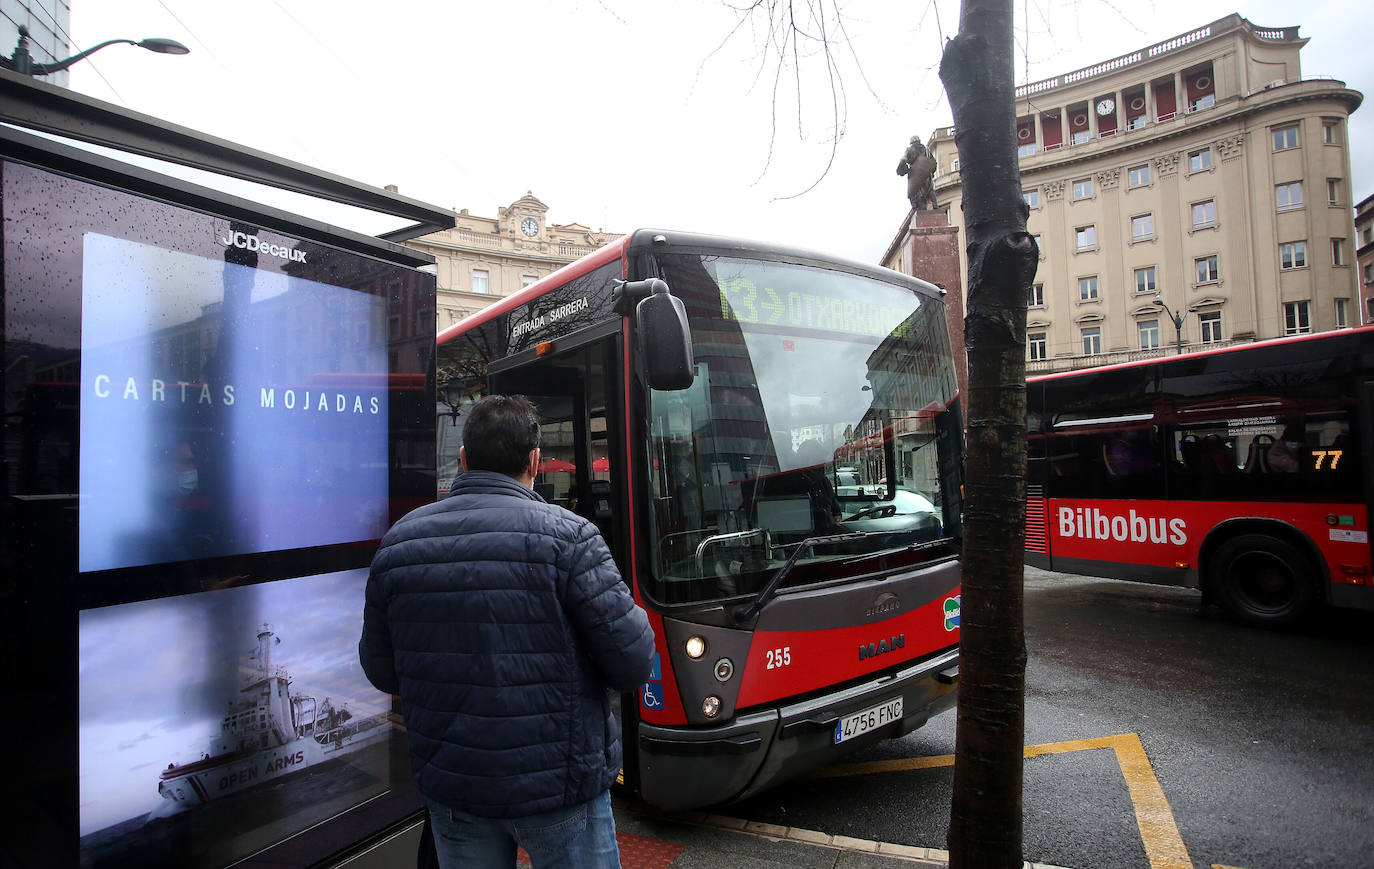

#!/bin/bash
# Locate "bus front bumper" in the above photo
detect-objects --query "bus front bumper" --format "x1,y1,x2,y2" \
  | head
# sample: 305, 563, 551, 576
635, 646, 959, 811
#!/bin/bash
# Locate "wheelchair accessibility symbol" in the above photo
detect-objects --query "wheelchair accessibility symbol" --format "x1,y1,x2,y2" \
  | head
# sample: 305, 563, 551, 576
641, 681, 664, 709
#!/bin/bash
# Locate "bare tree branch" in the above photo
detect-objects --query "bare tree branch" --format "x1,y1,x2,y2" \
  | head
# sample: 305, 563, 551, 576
705, 0, 893, 199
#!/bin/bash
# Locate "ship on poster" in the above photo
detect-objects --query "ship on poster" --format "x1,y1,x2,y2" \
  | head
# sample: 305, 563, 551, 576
78, 570, 393, 859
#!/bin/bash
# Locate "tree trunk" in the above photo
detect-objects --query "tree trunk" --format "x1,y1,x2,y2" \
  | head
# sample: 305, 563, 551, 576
938, 0, 1038, 866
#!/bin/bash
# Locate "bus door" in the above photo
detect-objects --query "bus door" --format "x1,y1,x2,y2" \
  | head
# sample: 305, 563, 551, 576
487, 329, 626, 562
487, 328, 639, 785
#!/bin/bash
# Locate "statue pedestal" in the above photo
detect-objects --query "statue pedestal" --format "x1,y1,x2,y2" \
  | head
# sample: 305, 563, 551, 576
904, 211, 967, 406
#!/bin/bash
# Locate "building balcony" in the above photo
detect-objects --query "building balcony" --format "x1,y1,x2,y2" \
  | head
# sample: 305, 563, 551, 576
1027, 337, 1251, 374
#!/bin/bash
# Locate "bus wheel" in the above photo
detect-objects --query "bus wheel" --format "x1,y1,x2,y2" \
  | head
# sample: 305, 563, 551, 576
1208, 534, 1315, 626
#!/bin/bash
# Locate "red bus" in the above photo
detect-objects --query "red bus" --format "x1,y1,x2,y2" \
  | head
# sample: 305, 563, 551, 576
436, 229, 965, 809
1026, 326, 1374, 626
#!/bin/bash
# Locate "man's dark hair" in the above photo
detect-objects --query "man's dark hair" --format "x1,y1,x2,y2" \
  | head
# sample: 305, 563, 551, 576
462, 394, 541, 476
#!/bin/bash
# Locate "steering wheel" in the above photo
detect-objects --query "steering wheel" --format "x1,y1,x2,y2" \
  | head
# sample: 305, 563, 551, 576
847, 504, 897, 521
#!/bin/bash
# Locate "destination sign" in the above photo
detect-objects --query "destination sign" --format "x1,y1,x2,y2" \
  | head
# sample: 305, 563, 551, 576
716, 275, 914, 340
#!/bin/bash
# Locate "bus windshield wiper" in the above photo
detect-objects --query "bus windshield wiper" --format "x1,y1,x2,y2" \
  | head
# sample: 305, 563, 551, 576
732, 532, 865, 623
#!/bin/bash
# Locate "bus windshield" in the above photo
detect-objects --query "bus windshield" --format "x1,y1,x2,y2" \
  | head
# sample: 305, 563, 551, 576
646, 253, 962, 605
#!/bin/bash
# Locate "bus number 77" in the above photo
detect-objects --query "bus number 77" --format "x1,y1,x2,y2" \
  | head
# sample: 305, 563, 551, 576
1314, 449, 1343, 470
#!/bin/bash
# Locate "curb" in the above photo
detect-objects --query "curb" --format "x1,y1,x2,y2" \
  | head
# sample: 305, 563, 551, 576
621, 801, 1073, 868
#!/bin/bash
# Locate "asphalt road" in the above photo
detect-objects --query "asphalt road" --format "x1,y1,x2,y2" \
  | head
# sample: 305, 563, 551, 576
721, 567, 1374, 869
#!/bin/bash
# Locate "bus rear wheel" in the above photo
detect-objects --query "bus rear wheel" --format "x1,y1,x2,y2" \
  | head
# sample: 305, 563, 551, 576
1208, 533, 1316, 626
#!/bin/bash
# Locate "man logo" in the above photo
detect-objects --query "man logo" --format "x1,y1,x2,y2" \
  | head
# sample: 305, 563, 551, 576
858, 634, 905, 660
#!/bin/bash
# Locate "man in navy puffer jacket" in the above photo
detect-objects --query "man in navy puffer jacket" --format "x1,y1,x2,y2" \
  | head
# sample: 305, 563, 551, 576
359, 395, 654, 868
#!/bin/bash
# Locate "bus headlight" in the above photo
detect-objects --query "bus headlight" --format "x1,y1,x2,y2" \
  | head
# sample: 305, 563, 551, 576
702, 696, 721, 718
685, 636, 707, 659
714, 658, 734, 682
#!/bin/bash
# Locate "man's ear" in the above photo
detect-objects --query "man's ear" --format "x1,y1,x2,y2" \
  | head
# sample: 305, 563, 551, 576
526, 447, 540, 479
459, 446, 468, 472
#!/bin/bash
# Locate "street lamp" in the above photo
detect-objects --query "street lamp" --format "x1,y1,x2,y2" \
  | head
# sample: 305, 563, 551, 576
440, 379, 469, 426
2, 25, 189, 76
1152, 296, 1197, 356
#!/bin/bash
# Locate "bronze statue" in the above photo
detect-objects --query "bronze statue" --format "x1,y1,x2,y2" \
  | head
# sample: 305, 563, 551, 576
897, 137, 938, 211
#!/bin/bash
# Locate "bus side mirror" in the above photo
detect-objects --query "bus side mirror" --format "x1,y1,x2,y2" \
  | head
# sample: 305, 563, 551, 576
633, 279, 695, 391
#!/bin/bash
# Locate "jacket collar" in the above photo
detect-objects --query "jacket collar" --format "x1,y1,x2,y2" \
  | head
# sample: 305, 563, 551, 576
449, 470, 546, 503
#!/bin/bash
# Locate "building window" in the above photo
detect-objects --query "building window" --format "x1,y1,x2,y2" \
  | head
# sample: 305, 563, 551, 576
1128, 164, 1150, 187
1365, 263, 1374, 285
1135, 266, 1157, 294
1284, 300, 1311, 335
1131, 214, 1154, 241
1028, 283, 1045, 306
1023, 189, 1040, 208
1128, 115, 1147, 131
521, 275, 538, 288
1275, 181, 1303, 211
1327, 179, 1341, 205
1332, 238, 1346, 266
1072, 178, 1094, 200
1199, 311, 1223, 344
1335, 298, 1349, 328
1190, 93, 1216, 112
1028, 332, 1047, 360
1188, 148, 1212, 172
1076, 225, 1096, 251
1279, 241, 1307, 270
1192, 199, 1216, 229
1032, 234, 1043, 256
1081, 327, 1102, 355
1323, 121, 1339, 145
1072, 130, 1091, 146
1078, 276, 1099, 301
1018, 143, 1039, 158
471, 268, 490, 293
1195, 255, 1219, 284
1273, 124, 1300, 151
1139, 319, 1161, 350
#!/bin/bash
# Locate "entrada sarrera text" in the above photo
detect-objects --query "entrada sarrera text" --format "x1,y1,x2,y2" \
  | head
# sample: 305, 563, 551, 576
511, 296, 591, 341
90, 375, 381, 415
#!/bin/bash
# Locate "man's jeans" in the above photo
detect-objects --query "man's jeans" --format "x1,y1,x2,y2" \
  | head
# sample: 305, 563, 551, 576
425, 790, 620, 868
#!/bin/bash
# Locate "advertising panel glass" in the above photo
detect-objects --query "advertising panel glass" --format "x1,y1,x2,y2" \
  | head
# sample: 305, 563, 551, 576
2, 158, 434, 866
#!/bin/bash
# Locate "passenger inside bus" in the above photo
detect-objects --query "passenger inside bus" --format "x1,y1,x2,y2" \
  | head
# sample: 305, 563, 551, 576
1267, 423, 1304, 472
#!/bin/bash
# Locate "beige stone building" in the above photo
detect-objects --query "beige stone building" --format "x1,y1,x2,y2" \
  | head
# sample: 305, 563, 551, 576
918, 14, 1362, 374
403, 192, 621, 331
1357, 193, 1374, 320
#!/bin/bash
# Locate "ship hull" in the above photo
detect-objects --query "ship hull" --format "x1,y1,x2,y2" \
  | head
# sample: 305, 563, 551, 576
157, 716, 390, 810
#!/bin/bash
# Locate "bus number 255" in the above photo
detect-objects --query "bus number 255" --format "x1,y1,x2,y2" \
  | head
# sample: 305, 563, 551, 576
766, 647, 792, 669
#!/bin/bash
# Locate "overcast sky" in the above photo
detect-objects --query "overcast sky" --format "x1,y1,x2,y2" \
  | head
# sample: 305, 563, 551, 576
51, 0, 1374, 263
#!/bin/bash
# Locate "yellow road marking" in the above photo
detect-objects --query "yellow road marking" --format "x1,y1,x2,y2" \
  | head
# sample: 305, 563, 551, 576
812, 733, 1193, 869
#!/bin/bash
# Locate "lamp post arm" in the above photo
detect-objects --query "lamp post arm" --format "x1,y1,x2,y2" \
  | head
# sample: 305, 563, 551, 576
24, 38, 140, 75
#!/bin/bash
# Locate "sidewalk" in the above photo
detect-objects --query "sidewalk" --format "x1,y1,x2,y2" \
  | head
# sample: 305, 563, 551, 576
611, 798, 1073, 869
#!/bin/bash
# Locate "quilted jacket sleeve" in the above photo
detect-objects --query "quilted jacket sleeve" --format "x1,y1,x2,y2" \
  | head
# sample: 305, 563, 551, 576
562, 522, 654, 692
358, 553, 399, 695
